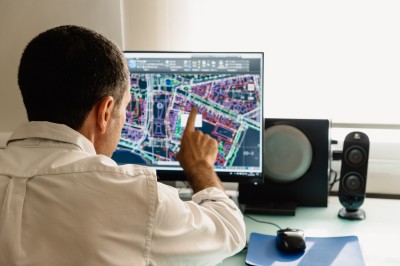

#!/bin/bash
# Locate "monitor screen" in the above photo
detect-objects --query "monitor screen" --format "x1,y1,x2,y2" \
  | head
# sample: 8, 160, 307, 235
113, 51, 264, 184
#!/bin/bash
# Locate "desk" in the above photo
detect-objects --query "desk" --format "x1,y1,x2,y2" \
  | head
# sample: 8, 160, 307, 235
220, 196, 400, 266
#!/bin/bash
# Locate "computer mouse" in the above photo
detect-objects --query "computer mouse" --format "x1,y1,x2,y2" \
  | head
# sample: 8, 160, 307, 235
276, 228, 306, 253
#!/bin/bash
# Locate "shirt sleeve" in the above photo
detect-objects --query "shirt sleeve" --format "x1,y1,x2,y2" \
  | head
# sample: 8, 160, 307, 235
149, 184, 246, 266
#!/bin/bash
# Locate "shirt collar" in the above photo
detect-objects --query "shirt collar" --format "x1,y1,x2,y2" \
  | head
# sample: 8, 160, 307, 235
7, 121, 97, 155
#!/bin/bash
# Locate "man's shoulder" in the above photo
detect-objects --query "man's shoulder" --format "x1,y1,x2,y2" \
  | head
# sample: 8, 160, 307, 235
113, 161, 158, 179
70, 154, 157, 180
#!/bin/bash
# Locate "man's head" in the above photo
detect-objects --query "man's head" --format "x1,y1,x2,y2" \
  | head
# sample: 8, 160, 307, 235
18, 25, 130, 156
18, 25, 129, 131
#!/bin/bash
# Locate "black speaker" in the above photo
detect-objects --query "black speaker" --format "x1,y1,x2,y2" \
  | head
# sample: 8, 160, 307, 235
239, 118, 331, 215
338, 131, 369, 220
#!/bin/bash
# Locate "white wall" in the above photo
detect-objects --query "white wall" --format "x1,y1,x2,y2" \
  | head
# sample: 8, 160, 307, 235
123, 0, 400, 125
0, 0, 124, 132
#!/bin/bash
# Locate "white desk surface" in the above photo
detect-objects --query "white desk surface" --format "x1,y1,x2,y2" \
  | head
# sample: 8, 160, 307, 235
220, 196, 400, 266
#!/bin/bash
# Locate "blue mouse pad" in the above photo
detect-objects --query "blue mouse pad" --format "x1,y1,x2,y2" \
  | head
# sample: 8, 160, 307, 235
246, 232, 365, 266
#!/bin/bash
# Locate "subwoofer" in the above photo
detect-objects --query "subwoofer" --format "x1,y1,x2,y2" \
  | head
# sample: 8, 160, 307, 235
239, 118, 331, 215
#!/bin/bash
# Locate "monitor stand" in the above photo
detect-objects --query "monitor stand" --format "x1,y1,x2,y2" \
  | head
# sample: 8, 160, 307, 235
243, 201, 297, 216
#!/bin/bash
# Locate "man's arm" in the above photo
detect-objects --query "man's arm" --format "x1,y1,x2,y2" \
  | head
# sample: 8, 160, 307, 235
175, 107, 224, 193
150, 107, 246, 265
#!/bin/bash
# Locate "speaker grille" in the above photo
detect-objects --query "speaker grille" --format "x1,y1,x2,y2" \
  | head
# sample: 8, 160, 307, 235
264, 125, 313, 183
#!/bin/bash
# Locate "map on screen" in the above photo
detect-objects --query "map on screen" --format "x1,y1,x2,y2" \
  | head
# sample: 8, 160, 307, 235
113, 52, 263, 181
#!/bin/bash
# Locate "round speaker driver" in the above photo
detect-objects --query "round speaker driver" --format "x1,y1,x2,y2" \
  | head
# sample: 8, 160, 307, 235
264, 124, 313, 183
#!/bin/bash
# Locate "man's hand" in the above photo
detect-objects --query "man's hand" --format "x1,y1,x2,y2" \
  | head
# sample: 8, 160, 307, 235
176, 107, 223, 193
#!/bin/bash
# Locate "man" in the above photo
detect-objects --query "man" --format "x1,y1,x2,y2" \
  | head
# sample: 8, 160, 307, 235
0, 25, 246, 265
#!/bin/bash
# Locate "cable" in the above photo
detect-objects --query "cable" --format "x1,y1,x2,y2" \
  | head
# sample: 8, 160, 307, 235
329, 169, 339, 192
244, 214, 282, 230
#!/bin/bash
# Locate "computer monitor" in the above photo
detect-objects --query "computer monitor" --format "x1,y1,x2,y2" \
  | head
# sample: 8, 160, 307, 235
112, 51, 264, 184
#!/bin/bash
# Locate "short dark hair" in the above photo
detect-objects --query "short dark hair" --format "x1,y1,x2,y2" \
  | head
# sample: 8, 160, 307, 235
18, 25, 129, 130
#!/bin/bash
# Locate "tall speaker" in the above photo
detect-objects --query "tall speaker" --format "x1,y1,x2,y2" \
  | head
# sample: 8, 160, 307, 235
239, 118, 331, 215
338, 131, 369, 220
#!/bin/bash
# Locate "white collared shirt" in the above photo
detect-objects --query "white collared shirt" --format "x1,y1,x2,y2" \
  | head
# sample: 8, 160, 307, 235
0, 122, 246, 266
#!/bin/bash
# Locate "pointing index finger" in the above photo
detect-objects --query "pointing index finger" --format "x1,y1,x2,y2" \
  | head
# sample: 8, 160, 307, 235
185, 107, 198, 133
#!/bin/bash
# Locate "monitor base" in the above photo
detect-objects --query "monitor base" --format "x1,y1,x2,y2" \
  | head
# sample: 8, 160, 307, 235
243, 201, 297, 216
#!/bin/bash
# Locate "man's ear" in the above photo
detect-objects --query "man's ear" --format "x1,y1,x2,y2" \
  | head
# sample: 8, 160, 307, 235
96, 96, 115, 134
